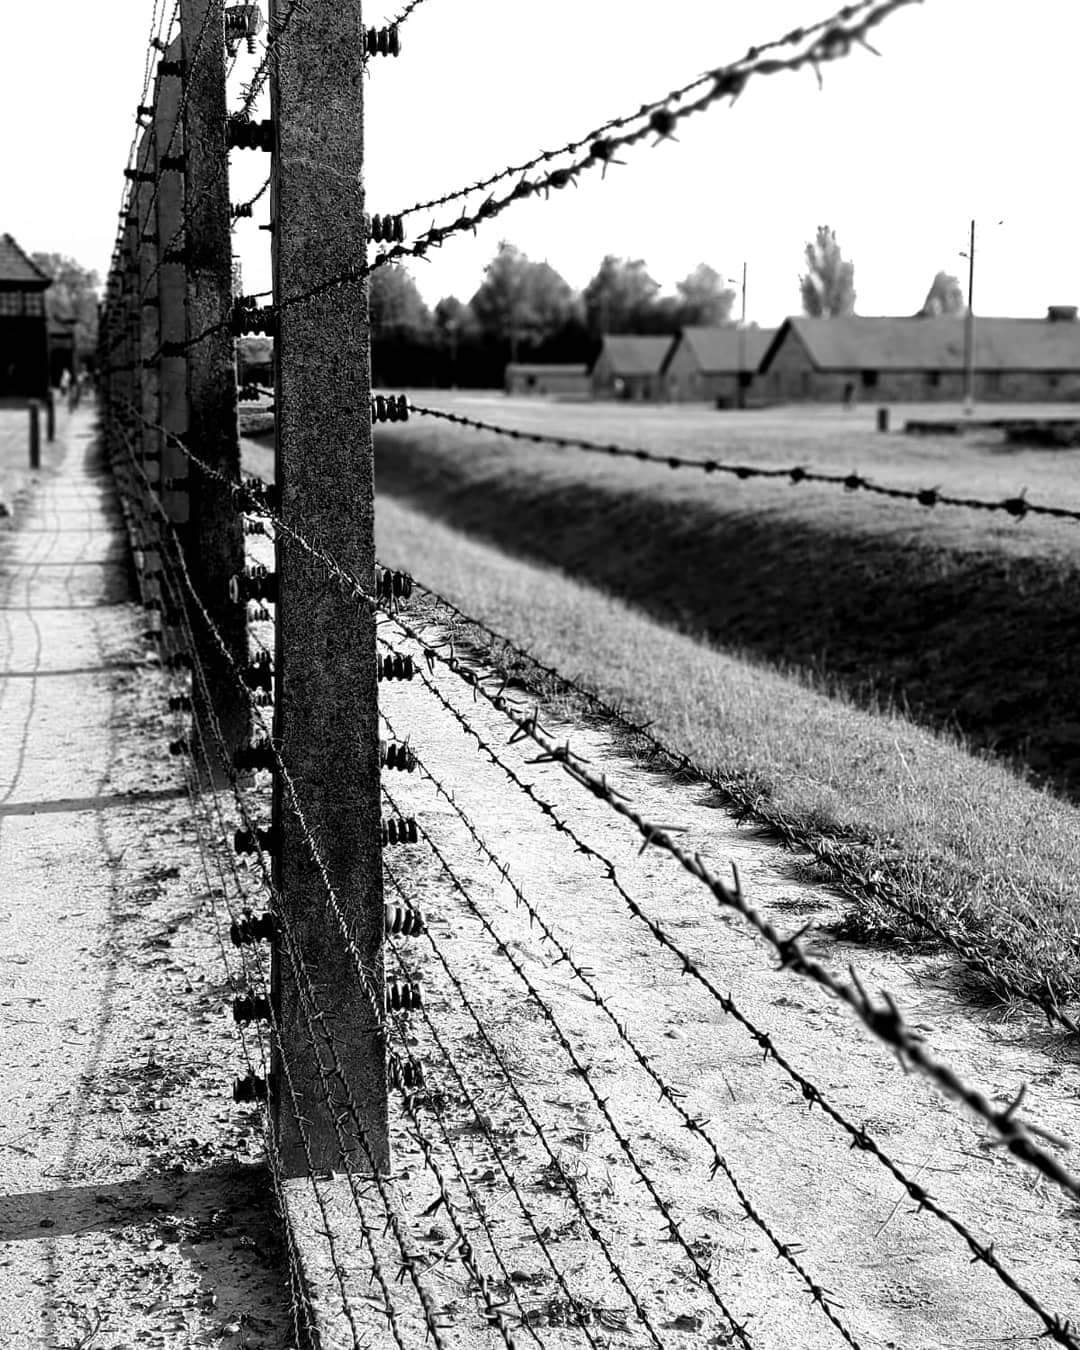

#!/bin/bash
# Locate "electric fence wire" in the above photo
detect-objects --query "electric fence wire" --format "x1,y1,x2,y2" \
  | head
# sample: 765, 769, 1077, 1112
379, 599, 1080, 1208
377, 654, 1080, 1347
102, 0, 922, 374
378, 701, 864, 1347
116, 433, 720, 1350
113, 402, 1080, 1212
402, 401, 1080, 526
397, 571, 1080, 1040
124, 464, 668, 1350
114, 433, 449, 1350
121, 468, 365, 1347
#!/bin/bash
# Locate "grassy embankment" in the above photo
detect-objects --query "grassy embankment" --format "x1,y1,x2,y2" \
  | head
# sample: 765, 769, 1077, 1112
241, 400, 1080, 1017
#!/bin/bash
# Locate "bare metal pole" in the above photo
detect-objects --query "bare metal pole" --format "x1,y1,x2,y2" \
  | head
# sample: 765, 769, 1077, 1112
963, 218, 976, 415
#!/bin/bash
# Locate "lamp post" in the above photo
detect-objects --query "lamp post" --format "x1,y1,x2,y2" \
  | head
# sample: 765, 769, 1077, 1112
958, 219, 1003, 417
725, 264, 748, 408
961, 219, 975, 415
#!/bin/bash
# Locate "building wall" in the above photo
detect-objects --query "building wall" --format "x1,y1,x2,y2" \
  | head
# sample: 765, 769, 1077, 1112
592, 354, 665, 400
665, 341, 760, 405
761, 328, 1080, 402
505, 368, 590, 397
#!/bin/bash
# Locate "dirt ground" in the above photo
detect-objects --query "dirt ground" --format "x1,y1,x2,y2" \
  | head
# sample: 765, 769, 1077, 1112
4, 409, 1079, 1350
286, 620, 1079, 1350
0, 410, 297, 1350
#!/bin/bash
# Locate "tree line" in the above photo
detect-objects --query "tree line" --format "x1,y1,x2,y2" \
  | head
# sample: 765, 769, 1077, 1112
27, 230, 967, 388
372, 228, 967, 387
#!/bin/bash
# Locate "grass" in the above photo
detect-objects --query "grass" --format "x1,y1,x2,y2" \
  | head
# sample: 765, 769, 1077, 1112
369, 492, 1080, 1020
239, 398, 1080, 1017
371, 397, 1080, 801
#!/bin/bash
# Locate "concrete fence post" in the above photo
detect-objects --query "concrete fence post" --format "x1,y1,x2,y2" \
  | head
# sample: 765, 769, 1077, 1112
180, 0, 249, 769
136, 122, 161, 486
155, 36, 192, 529
269, 0, 389, 1175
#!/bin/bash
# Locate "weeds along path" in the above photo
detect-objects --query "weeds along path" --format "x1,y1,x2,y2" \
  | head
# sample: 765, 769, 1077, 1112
0, 411, 295, 1348
368, 410, 1080, 803
364, 616, 1080, 1349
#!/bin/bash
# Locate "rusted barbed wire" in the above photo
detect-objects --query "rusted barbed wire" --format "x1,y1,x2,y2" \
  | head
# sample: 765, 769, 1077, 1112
401, 401, 1080, 526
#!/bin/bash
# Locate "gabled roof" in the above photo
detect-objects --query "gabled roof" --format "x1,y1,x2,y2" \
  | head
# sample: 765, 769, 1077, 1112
668, 325, 777, 374
760, 315, 1080, 372
596, 335, 673, 377
0, 234, 51, 287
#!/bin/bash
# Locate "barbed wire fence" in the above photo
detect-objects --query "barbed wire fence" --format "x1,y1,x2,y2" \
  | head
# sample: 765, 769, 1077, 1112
97, 1, 1080, 1346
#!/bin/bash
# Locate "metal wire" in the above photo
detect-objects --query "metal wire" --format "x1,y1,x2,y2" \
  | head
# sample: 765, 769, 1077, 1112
402, 401, 1080, 526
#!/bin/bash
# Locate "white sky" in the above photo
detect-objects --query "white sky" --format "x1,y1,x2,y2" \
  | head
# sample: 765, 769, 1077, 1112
1, 0, 1077, 326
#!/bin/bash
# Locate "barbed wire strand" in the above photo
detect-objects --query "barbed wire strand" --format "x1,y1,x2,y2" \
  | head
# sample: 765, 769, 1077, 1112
378, 604, 1080, 1205
402, 401, 1080, 526
392, 0, 912, 222
381, 903, 612, 1347
104, 0, 921, 373
395, 570, 1080, 1038
380, 778, 755, 1349
121, 404, 1080, 1209
378, 654, 1080, 1347
379, 702, 865, 1345
118, 429, 451, 1349
149, 518, 369, 1347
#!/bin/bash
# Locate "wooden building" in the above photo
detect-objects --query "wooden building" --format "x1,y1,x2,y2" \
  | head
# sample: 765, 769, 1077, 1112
504, 362, 590, 397
759, 313, 1080, 403
590, 335, 674, 401
663, 325, 776, 405
0, 234, 51, 401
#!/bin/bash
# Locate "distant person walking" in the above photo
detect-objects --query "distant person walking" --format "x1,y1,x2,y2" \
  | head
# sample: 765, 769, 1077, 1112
59, 368, 71, 400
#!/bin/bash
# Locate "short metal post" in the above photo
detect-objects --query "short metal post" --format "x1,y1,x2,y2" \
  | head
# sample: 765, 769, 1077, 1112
28, 401, 40, 470
45, 392, 55, 443
270, 0, 389, 1176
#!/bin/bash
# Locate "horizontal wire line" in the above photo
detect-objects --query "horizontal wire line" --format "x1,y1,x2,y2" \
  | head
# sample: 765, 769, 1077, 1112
114, 401, 1080, 1213
378, 638, 1078, 1347
402, 401, 1080, 525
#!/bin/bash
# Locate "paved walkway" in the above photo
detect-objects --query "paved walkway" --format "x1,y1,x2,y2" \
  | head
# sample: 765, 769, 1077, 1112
0, 410, 294, 1347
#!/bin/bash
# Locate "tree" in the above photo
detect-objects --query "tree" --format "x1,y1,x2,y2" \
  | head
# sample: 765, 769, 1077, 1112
469, 242, 576, 358
918, 271, 966, 317
582, 255, 660, 335
368, 264, 433, 339
30, 252, 99, 354
674, 264, 736, 327
799, 226, 855, 318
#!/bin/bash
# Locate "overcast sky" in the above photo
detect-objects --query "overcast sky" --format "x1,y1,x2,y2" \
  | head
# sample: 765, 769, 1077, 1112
2, 0, 1077, 326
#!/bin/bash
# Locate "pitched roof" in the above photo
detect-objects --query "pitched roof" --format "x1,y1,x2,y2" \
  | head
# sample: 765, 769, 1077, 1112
596, 335, 674, 376
669, 325, 777, 374
0, 234, 51, 287
761, 315, 1080, 372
